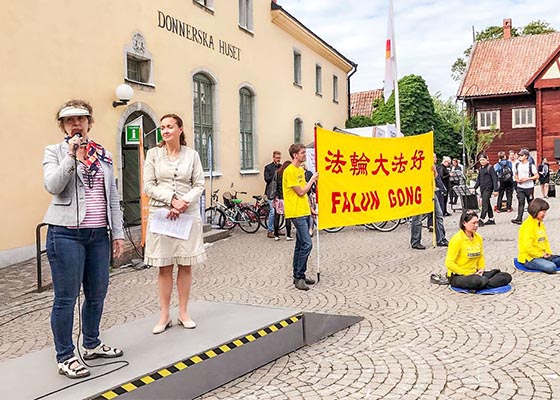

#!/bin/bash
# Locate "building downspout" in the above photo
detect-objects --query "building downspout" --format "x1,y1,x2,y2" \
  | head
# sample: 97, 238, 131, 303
347, 62, 358, 121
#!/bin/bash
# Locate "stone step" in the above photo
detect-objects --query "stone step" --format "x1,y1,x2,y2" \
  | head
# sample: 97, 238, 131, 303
203, 227, 231, 243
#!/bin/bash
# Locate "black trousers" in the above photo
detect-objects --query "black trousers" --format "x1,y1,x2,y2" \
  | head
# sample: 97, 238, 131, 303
449, 269, 512, 290
480, 188, 494, 220
516, 187, 534, 221
497, 181, 514, 210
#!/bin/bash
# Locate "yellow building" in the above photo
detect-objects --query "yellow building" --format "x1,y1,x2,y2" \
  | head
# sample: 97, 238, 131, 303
0, 0, 355, 266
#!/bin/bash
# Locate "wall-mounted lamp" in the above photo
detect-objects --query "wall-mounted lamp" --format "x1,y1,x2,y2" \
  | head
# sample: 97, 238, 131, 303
112, 84, 134, 107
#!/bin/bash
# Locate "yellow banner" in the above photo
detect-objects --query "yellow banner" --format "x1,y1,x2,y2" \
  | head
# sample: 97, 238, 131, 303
316, 127, 434, 229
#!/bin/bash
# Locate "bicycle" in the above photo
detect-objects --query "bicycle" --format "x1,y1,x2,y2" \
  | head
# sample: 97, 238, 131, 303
323, 220, 401, 233
204, 189, 260, 234
248, 195, 285, 230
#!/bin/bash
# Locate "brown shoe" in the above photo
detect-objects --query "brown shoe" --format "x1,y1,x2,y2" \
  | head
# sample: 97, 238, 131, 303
267, 232, 274, 238
294, 279, 309, 291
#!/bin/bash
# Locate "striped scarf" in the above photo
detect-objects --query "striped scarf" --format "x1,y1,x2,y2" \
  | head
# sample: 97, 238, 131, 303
65, 136, 112, 176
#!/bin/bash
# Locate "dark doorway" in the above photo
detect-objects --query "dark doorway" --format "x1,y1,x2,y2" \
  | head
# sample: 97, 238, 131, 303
122, 111, 157, 226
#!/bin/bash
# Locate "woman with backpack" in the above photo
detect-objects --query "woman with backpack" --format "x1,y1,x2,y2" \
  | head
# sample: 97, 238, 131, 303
538, 158, 550, 199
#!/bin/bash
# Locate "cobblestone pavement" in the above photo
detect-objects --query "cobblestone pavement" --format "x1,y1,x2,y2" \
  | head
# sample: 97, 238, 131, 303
2, 194, 560, 399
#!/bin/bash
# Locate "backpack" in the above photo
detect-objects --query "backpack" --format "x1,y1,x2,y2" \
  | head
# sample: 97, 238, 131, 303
266, 172, 278, 199
498, 161, 513, 183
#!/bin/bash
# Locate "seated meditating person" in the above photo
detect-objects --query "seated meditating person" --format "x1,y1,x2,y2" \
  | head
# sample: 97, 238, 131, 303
517, 198, 560, 274
445, 210, 512, 290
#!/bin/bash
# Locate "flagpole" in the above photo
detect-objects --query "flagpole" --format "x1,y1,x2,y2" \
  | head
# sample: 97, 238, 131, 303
314, 125, 320, 284
390, 0, 401, 133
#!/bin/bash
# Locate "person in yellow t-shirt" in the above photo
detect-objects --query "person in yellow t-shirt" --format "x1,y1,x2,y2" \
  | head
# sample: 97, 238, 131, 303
445, 210, 512, 290
283, 143, 318, 291
517, 198, 560, 273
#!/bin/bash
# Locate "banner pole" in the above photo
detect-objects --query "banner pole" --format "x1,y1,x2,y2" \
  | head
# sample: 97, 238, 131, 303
314, 125, 320, 283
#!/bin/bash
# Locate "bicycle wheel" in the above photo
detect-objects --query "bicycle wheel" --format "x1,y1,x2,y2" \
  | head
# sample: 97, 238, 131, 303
323, 226, 344, 233
363, 222, 379, 231
371, 219, 400, 232
237, 207, 261, 233
204, 207, 226, 229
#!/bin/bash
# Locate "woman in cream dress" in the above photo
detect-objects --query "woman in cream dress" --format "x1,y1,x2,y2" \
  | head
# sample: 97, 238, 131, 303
144, 113, 206, 334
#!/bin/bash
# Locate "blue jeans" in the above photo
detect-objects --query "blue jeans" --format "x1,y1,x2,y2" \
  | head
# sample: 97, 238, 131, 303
525, 256, 560, 274
411, 197, 446, 246
267, 199, 275, 232
291, 217, 313, 280
46, 226, 110, 363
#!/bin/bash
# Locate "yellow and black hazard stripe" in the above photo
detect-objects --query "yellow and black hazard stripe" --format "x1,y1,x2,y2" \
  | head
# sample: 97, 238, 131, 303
90, 314, 302, 400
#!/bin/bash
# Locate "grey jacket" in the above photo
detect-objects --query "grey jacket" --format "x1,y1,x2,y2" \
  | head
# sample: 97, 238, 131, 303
42, 141, 124, 240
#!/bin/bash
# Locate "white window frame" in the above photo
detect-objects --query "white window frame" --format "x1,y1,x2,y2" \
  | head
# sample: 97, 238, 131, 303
293, 51, 302, 86
477, 110, 500, 130
512, 108, 536, 128
315, 64, 322, 96
332, 75, 339, 103
238, 0, 253, 32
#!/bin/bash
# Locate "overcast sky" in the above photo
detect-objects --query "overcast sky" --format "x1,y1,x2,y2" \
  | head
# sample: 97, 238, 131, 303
279, 0, 560, 101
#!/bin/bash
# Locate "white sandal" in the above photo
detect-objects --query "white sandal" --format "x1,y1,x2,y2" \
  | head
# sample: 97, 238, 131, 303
82, 342, 123, 360
58, 356, 90, 379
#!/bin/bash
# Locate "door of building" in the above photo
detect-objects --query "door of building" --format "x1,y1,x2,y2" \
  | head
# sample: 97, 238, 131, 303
122, 111, 157, 226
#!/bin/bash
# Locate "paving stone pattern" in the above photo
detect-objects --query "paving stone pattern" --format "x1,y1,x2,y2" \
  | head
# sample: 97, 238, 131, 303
2, 195, 560, 399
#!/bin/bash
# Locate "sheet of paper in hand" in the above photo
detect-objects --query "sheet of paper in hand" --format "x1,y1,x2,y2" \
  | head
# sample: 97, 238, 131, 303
149, 209, 194, 240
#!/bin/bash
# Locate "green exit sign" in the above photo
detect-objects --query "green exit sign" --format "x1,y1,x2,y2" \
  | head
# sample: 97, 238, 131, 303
126, 125, 140, 145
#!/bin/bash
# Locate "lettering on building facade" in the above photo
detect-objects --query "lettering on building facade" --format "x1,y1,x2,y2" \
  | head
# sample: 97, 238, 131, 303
157, 10, 241, 61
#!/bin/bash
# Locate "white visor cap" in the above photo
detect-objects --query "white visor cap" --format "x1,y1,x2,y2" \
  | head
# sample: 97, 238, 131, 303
58, 106, 91, 120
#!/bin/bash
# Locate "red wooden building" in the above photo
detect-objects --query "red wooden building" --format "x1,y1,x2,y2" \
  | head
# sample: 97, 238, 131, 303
458, 19, 560, 167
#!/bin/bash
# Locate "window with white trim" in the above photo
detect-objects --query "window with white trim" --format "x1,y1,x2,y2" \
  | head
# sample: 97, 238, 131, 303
238, 0, 253, 31
315, 65, 322, 95
239, 87, 254, 170
512, 108, 535, 128
477, 110, 500, 130
332, 75, 339, 102
293, 51, 302, 86
193, 73, 214, 171
294, 118, 303, 143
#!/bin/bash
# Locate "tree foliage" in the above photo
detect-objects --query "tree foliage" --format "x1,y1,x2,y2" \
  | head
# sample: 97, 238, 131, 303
345, 115, 373, 128
451, 20, 556, 81
432, 96, 463, 160
371, 74, 435, 136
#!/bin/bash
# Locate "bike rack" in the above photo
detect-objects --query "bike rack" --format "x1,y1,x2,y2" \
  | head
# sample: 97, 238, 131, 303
35, 223, 51, 293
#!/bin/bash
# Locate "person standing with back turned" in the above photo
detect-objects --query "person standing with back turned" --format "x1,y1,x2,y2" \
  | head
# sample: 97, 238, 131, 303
283, 144, 318, 291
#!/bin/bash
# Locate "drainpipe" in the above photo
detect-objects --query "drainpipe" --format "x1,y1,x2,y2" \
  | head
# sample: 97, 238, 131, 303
347, 62, 358, 121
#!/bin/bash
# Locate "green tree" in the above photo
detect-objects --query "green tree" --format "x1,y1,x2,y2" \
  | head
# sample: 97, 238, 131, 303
432, 96, 463, 160
522, 20, 555, 35
371, 74, 435, 136
451, 20, 555, 81
345, 115, 373, 128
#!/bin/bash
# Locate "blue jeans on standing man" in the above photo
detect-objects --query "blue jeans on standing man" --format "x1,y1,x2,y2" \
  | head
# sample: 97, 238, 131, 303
46, 226, 110, 363
291, 216, 313, 280
411, 196, 446, 246
267, 199, 275, 232
525, 256, 560, 274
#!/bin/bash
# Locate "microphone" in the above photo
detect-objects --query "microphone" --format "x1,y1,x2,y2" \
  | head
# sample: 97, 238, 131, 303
72, 133, 83, 152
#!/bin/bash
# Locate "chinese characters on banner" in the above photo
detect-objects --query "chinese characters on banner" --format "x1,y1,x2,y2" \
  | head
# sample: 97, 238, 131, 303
316, 127, 434, 229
